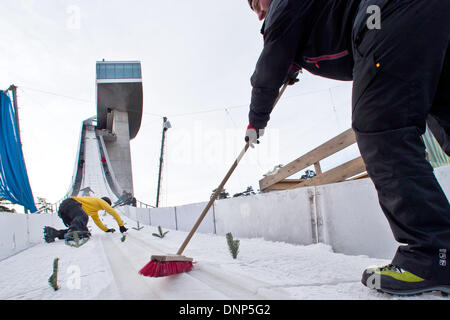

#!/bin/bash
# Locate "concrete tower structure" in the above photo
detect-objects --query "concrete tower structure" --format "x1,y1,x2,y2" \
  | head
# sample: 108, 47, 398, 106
95, 61, 143, 196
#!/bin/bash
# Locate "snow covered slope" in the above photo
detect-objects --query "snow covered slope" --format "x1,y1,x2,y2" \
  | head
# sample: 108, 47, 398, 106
78, 125, 118, 200
0, 213, 447, 300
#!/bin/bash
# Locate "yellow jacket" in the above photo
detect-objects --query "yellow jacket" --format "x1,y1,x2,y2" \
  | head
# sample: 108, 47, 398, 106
72, 197, 124, 232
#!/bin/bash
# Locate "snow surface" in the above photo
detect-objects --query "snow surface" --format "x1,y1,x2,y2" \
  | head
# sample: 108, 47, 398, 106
0, 213, 447, 300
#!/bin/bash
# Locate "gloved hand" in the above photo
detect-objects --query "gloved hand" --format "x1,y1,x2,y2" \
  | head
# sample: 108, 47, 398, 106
245, 124, 265, 148
119, 226, 128, 233
106, 228, 116, 233
285, 63, 302, 85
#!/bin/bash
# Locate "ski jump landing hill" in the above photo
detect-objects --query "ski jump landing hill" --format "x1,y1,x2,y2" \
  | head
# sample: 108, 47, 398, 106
1, 60, 450, 263
0, 60, 143, 259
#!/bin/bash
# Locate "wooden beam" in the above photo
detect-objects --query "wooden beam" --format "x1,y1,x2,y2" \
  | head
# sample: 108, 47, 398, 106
265, 179, 304, 191
314, 162, 322, 175
259, 128, 357, 191
287, 157, 366, 190
348, 172, 369, 181
266, 158, 367, 191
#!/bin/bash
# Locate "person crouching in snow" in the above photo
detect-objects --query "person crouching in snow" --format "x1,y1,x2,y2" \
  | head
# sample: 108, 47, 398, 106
44, 196, 128, 243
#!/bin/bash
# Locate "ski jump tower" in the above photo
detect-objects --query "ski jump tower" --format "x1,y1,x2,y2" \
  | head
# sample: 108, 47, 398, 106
95, 60, 143, 196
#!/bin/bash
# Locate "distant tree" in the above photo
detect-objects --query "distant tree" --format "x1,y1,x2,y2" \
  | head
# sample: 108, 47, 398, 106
211, 188, 229, 200
233, 186, 256, 198
301, 169, 316, 180
0, 197, 16, 213
36, 197, 52, 213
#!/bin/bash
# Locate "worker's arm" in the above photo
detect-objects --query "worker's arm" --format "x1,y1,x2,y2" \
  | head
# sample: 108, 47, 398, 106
249, 2, 310, 129
103, 205, 125, 227
90, 213, 109, 232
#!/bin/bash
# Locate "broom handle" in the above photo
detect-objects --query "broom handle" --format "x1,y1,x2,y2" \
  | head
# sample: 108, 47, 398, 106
176, 82, 289, 255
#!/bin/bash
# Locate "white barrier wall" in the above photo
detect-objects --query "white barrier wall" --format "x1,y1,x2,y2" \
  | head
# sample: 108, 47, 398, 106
135, 207, 151, 226
2, 165, 449, 261
0, 213, 28, 260
148, 207, 177, 230
0, 212, 64, 261
176, 202, 215, 234
317, 179, 398, 259
214, 187, 315, 245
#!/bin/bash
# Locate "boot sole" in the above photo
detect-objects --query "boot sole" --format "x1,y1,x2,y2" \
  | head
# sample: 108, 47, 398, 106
377, 286, 450, 297
64, 231, 90, 248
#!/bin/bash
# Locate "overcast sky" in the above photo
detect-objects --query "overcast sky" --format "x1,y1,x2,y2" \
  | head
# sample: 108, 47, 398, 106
1, 0, 357, 208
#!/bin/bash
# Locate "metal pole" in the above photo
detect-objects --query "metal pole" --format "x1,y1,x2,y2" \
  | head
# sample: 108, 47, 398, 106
156, 117, 169, 208
9, 85, 21, 136
9, 85, 29, 214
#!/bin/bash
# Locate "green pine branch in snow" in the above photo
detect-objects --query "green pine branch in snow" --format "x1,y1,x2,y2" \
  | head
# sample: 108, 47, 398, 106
152, 226, 169, 238
48, 258, 60, 291
226, 232, 240, 259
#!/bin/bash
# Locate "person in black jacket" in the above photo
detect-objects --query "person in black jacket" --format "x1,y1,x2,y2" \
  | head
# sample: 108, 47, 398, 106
245, 0, 450, 296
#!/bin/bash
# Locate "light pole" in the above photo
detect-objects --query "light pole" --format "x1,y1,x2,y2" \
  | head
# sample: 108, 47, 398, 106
156, 117, 171, 208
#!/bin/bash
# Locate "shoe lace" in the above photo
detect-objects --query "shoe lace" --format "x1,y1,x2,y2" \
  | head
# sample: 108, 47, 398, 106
380, 264, 405, 273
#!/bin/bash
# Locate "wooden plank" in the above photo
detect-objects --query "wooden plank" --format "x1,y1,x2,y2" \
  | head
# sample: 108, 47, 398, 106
265, 179, 304, 191
151, 254, 193, 262
348, 172, 369, 181
266, 157, 366, 191
259, 128, 357, 191
314, 162, 322, 175
287, 157, 366, 190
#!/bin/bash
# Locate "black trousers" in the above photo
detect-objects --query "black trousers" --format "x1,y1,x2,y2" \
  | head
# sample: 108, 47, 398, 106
351, 0, 450, 282
58, 198, 90, 236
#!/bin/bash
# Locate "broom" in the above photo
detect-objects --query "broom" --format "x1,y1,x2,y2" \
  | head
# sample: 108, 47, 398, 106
139, 81, 290, 278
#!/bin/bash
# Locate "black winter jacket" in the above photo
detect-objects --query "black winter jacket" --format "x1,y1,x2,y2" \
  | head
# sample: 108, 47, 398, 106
249, 0, 361, 129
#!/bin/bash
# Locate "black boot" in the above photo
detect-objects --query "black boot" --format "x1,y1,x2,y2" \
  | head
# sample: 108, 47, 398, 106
362, 264, 450, 296
44, 226, 60, 243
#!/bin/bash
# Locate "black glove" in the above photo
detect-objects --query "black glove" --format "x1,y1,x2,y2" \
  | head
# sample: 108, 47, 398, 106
285, 63, 302, 85
106, 228, 116, 233
119, 226, 128, 233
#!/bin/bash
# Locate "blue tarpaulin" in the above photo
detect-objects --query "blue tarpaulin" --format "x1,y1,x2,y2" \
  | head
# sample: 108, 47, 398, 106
0, 91, 37, 212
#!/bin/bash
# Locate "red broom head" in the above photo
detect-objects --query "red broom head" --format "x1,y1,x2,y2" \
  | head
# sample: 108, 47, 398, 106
139, 260, 194, 278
